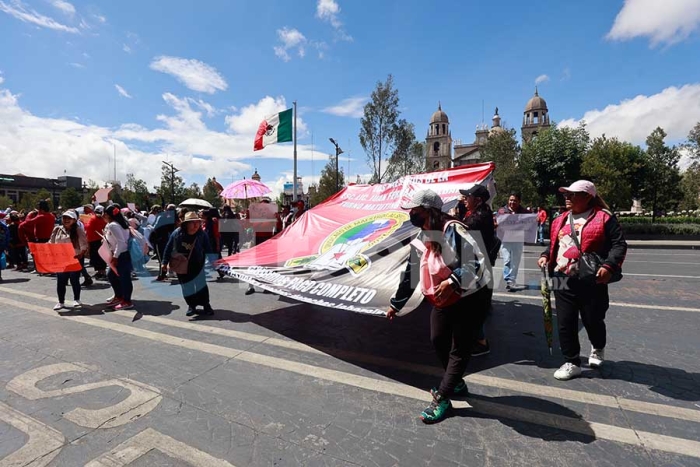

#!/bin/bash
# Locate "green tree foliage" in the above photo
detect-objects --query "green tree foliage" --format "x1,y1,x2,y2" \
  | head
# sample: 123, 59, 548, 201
480, 128, 535, 207
82, 179, 101, 204
36, 189, 53, 211
155, 164, 186, 205
59, 187, 83, 210
581, 136, 647, 211
679, 163, 700, 211
686, 121, 700, 162
359, 75, 400, 183
203, 178, 222, 208
642, 127, 682, 219
183, 182, 202, 200
0, 195, 13, 209
122, 173, 151, 209
17, 193, 36, 211
310, 156, 345, 206
383, 123, 424, 182
520, 124, 589, 202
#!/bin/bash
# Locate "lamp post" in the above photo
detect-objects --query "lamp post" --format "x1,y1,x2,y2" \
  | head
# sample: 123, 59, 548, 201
162, 161, 179, 204
329, 138, 344, 193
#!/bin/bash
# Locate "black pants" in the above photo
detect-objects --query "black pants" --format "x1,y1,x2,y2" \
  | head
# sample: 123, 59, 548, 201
553, 276, 609, 366
57, 271, 80, 303
89, 240, 106, 271
221, 232, 239, 256
79, 257, 90, 280
431, 286, 490, 398
177, 262, 210, 307
155, 240, 168, 272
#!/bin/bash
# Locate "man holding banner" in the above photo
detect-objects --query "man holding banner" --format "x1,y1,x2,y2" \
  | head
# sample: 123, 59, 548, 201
497, 192, 537, 291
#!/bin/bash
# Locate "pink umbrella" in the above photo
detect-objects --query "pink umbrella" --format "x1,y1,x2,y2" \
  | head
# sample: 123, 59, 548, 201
220, 179, 272, 200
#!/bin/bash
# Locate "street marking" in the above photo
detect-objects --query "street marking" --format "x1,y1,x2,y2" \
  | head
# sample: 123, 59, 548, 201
0, 402, 65, 467
6, 363, 162, 429
491, 292, 700, 313
2, 287, 700, 424
2, 298, 700, 459
86, 428, 235, 467
494, 267, 700, 280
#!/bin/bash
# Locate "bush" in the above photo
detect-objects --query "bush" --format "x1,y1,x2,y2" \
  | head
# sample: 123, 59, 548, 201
621, 223, 700, 236
617, 216, 700, 225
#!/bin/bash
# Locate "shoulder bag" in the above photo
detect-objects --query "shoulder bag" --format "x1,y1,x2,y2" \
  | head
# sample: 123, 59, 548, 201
169, 235, 196, 275
568, 214, 622, 284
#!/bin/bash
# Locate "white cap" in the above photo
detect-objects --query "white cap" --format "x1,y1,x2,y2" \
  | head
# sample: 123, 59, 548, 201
401, 189, 444, 210
559, 180, 597, 197
61, 210, 77, 220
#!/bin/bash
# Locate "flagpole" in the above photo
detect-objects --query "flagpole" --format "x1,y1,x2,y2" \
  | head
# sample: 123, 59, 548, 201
293, 101, 298, 203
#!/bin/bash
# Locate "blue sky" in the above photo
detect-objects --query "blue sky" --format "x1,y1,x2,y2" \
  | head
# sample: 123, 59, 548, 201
1, 0, 700, 198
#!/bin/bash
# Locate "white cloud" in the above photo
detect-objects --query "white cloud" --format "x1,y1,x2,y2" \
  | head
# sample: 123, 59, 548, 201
607, 0, 700, 47
149, 56, 228, 94
122, 44, 131, 53
49, 0, 74, 16
114, 84, 132, 99
0, 81, 318, 191
273, 27, 307, 62
322, 96, 368, 118
535, 74, 549, 85
69, 62, 84, 69
0, 0, 79, 33
316, 0, 352, 41
558, 84, 700, 146
0, 72, 4, 85
92, 13, 105, 23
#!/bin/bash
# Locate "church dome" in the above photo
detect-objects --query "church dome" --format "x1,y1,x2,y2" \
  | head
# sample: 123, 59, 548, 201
525, 88, 548, 112
430, 103, 449, 123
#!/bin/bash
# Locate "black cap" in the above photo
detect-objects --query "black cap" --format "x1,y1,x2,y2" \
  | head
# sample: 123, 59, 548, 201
459, 184, 490, 202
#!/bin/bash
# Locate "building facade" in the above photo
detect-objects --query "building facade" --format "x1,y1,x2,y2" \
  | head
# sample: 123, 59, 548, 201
0, 173, 83, 207
521, 87, 550, 142
425, 103, 452, 171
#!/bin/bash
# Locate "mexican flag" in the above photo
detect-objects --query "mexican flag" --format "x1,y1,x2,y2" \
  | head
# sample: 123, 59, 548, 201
254, 108, 293, 151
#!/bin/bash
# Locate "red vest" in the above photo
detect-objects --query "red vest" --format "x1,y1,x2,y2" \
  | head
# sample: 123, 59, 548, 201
548, 207, 610, 270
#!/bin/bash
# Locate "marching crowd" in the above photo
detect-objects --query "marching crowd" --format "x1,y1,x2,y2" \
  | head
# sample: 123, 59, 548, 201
0, 180, 627, 425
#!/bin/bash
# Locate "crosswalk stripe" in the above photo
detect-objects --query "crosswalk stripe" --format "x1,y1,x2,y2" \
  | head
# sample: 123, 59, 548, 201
2, 286, 700, 425
491, 292, 700, 313
2, 296, 700, 459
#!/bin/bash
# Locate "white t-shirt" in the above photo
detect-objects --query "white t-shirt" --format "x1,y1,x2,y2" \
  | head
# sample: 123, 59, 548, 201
554, 210, 592, 276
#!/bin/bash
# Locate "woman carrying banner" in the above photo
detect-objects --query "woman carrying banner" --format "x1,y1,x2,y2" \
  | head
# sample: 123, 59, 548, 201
387, 189, 491, 424
103, 204, 134, 310
162, 211, 215, 317
49, 210, 88, 310
537, 180, 627, 381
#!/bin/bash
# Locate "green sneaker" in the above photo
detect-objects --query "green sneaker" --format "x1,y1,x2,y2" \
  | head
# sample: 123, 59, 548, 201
430, 380, 468, 398
420, 394, 451, 424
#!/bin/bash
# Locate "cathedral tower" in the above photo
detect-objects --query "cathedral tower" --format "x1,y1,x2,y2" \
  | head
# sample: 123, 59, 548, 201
425, 103, 452, 171
521, 88, 550, 142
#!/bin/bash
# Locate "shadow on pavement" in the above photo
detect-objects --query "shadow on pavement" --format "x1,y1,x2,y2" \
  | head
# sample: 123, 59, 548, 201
0, 278, 30, 284
600, 360, 700, 401
459, 395, 595, 443
131, 300, 181, 321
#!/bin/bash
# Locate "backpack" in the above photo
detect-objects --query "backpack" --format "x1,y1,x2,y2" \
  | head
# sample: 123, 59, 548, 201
128, 227, 149, 270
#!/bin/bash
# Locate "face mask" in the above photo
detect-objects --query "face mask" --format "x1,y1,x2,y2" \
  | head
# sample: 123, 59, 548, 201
409, 212, 425, 228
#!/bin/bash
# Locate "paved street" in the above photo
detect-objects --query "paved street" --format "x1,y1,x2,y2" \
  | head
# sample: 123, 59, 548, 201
0, 246, 699, 466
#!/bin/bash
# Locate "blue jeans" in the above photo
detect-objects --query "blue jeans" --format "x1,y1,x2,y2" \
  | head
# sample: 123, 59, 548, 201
537, 223, 546, 244
108, 252, 133, 303
501, 241, 523, 284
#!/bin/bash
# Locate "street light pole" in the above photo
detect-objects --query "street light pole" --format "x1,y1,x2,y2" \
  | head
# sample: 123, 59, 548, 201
162, 161, 179, 204
329, 138, 344, 193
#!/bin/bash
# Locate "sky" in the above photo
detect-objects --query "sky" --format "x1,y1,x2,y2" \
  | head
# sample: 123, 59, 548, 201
1, 0, 700, 199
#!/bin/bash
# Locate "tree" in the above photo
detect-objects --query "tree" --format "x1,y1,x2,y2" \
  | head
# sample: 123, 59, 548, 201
82, 179, 101, 205
581, 136, 646, 211
203, 178, 222, 208
679, 162, 700, 211
359, 74, 400, 183
0, 195, 13, 209
687, 121, 700, 162
36, 189, 53, 211
154, 164, 186, 205
123, 174, 151, 209
18, 193, 36, 211
59, 187, 83, 210
480, 128, 535, 207
183, 182, 202, 200
520, 123, 589, 202
642, 127, 682, 220
310, 156, 346, 206
383, 122, 424, 182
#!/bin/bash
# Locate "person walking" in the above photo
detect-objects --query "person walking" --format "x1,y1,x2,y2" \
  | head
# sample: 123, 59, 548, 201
151, 204, 177, 281
387, 189, 491, 424
459, 184, 498, 357
0, 217, 8, 283
537, 180, 627, 381
497, 192, 528, 291
536, 205, 548, 246
21, 200, 56, 244
8, 213, 28, 272
103, 204, 134, 310
220, 205, 240, 256
85, 205, 108, 280
49, 211, 88, 310
162, 211, 215, 317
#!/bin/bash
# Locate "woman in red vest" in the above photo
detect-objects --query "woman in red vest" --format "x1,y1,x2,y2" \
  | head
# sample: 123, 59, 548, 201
538, 180, 627, 381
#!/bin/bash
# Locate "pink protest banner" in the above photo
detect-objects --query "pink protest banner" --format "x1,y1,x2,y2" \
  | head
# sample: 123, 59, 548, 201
28, 243, 82, 274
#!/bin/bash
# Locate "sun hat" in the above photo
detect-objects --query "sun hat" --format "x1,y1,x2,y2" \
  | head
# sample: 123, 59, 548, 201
61, 210, 77, 220
94, 205, 104, 213
181, 211, 201, 223
559, 180, 597, 197
401, 189, 443, 210
459, 184, 491, 202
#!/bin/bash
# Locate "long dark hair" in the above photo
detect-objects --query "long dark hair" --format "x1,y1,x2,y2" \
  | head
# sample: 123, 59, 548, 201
104, 204, 129, 229
67, 218, 79, 247
425, 207, 456, 254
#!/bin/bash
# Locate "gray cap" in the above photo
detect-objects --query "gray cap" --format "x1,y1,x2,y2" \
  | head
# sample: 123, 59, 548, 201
401, 189, 443, 210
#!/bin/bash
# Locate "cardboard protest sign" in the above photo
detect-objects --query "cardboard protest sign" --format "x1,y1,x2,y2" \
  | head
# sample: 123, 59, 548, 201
127, 203, 137, 212
98, 241, 118, 276
496, 213, 538, 243
28, 243, 82, 274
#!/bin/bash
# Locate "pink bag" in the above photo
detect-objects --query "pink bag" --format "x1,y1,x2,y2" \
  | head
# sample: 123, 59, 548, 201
411, 236, 461, 308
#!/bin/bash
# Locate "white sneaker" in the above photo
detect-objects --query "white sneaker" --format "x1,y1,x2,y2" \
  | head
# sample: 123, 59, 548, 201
554, 362, 582, 381
589, 348, 605, 368
53, 303, 64, 311
72, 300, 82, 309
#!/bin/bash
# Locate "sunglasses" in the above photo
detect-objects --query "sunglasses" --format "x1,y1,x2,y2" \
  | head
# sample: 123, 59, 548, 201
563, 192, 584, 199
